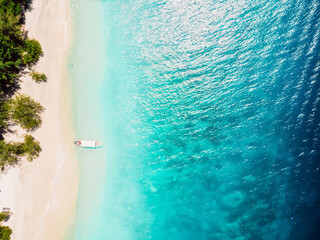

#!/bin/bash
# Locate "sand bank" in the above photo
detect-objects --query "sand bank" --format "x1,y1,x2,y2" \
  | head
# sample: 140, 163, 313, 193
0, 0, 78, 239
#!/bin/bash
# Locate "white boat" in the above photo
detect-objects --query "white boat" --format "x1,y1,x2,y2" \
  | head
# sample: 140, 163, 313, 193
74, 140, 102, 148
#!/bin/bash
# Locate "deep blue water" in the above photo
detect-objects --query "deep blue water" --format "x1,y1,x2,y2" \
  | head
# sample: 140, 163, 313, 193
71, 0, 320, 239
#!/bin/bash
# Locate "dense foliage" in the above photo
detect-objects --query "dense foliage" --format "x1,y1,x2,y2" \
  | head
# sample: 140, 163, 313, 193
23, 39, 43, 65
0, 0, 44, 92
0, 210, 11, 240
0, 0, 30, 16
0, 1, 44, 239
21, 134, 41, 161
1, 0, 44, 163
0, 10, 22, 96
0, 134, 41, 167
30, 71, 46, 82
0, 102, 9, 128
0, 213, 8, 222
0, 226, 11, 240
0, 1, 28, 96
0, 140, 19, 166
8, 94, 44, 130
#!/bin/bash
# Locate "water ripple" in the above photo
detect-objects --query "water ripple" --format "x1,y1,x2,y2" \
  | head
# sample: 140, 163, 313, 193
81, 0, 320, 239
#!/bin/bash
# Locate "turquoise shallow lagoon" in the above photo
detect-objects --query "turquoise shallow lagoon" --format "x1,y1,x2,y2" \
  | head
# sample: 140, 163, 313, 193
69, 0, 320, 239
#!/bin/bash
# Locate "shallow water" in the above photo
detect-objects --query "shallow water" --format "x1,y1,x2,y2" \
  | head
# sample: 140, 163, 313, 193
70, 0, 320, 239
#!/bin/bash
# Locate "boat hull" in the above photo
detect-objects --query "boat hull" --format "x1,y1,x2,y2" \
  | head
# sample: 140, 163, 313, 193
74, 140, 102, 148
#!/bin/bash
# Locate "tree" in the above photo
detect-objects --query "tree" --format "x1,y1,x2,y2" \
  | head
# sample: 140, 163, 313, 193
0, 36, 22, 95
23, 39, 43, 66
21, 134, 41, 161
0, 213, 9, 222
0, 140, 19, 167
8, 94, 44, 130
30, 71, 47, 82
0, 1, 45, 96
0, 0, 22, 17
0, 9, 21, 38
0, 226, 12, 240
0, 101, 9, 128
0, 135, 42, 166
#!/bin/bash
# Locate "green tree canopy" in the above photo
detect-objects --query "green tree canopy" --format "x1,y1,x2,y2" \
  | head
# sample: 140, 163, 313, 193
8, 94, 44, 130
0, 213, 9, 222
0, 140, 19, 166
0, 0, 44, 96
0, 101, 9, 128
0, 134, 41, 167
0, 226, 12, 240
23, 39, 43, 65
30, 71, 47, 83
21, 134, 41, 161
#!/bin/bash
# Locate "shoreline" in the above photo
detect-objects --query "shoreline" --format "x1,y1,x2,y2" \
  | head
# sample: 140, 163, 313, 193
0, 0, 79, 239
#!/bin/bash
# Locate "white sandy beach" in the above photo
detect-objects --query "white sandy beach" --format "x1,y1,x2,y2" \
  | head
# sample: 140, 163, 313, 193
0, 0, 78, 239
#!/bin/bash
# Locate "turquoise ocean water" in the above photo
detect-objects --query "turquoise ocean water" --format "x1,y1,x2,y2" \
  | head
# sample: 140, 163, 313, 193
69, 0, 320, 239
